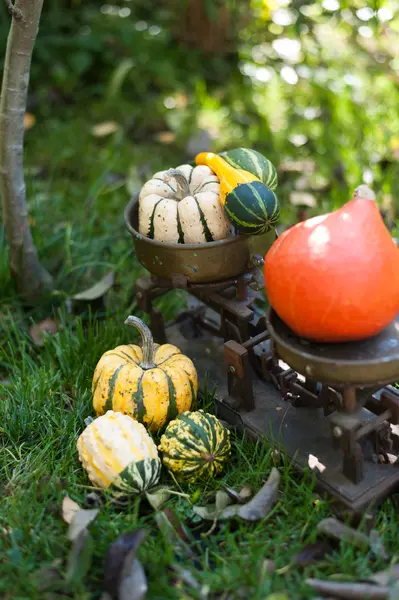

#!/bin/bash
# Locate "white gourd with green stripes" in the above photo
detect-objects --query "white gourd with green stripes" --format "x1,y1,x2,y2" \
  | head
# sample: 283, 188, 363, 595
138, 164, 233, 244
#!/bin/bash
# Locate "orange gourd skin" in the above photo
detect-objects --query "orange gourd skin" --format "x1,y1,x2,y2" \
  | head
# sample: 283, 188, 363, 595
264, 196, 399, 343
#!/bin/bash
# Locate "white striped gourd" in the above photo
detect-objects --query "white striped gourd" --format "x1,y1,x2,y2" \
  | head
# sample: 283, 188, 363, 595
77, 411, 161, 495
138, 165, 232, 243
92, 316, 198, 432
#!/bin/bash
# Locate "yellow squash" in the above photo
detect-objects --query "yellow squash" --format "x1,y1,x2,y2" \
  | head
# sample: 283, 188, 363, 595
92, 316, 198, 432
77, 410, 161, 495
195, 152, 280, 236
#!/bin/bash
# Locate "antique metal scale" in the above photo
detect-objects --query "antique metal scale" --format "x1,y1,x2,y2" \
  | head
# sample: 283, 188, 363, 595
125, 198, 399, 515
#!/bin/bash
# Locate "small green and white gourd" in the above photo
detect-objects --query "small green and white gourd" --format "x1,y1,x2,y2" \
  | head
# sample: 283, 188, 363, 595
219, 147, 278, 190
158, 409, 231, 482
77, 410, 161, 495
138, 165, 233, 244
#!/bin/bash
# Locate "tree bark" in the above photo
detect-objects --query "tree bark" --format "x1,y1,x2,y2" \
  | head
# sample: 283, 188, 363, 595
0, 0, 53, 303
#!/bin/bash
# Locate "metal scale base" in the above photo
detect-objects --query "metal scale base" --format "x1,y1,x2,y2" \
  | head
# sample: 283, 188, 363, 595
135, 274, 399, 515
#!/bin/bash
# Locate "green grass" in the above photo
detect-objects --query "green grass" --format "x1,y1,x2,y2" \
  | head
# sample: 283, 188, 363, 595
1, 116, 398, 600
1, 313, 398, 600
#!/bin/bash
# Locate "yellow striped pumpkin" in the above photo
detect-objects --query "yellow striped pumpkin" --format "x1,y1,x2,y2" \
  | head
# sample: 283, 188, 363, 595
92, 316, 198, 432
77, 410, 161, 495
158, 410, 231, 482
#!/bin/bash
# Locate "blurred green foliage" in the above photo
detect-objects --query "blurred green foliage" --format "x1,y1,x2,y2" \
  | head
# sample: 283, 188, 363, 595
0, 0, 398, 281
1, 0, 398, 211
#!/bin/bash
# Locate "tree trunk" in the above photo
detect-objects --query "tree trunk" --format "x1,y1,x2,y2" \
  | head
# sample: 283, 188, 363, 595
0, 0, 53, 303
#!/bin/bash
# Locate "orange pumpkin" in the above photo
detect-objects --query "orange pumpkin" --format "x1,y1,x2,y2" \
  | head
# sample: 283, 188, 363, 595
264, 190, 399, 343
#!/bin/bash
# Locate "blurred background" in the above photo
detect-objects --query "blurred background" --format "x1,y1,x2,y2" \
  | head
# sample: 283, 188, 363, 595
0, 0, 398, 316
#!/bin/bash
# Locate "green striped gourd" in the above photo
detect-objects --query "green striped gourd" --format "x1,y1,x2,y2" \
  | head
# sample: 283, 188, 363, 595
77, 410, 161, 495
195, 152, 280, 236
92, 316, 198, 432
138, 165, 232, 243
219, 147, 278, 191
158, 410, 231, 482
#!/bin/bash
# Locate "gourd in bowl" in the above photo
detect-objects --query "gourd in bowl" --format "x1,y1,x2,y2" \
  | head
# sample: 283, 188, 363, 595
138, 165, 232, 244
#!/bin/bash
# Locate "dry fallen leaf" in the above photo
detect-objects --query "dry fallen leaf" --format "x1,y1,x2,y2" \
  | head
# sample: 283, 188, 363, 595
72, 271, 115, 302
91, 121, 119, 137
67, 508, 100, 542
66, 529, 94, 585
306, 578, 391, 599
194, 468, 280, 522
62, 495, 81, 524
368, 564, 399, 587
29, 318, 58, 347
224, 485, 252, 504
294, 540, 333, 567
103, 530, 148, 600
145, 487, 172, 511
316, 517, 370, 550
369, 529, 388, 560
155, 509, 194, 560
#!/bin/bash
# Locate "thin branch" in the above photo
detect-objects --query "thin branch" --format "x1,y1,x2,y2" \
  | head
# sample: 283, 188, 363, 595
4, 0, 23, 19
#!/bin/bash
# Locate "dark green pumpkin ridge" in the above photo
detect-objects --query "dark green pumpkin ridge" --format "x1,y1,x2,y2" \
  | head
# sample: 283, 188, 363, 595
104, 364, 126, 412
228, 185, 265, 222
177, 414, 213, 451
248, 181, 271, 219
148, 199, 163, 239
155, 352, 181, 366
224, 203, 263, 230
105, 351, 134, 363
163, 372, 179, 423
92, 374, 101, 395
118, 463, 140, 492
193, 198, 214, 242
176, 209, 185, 244
131, 372, 146, 422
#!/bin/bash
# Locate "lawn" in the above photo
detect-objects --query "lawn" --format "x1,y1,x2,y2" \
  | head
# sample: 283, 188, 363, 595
1, 113, 398, 600
1, 2, 399, 598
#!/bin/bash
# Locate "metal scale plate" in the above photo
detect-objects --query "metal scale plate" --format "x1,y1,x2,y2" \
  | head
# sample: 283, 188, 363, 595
163, 306, 399, 513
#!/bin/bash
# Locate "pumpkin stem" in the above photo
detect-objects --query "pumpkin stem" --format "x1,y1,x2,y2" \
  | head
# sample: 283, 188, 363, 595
124, 316, 156, 369
164, 169, 191, 200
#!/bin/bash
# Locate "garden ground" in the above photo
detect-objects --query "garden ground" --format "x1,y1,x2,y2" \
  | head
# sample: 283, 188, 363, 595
1, 115, 398, 600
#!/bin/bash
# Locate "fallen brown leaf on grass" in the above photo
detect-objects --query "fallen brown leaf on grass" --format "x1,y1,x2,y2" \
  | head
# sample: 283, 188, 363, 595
62, 495, 81, 524
224, 484, 252, 504
29, 317, 58, 346
61, 498, 100, 586
306, 578, 394, 599
171, 564, 209, 599
66, 528, 94, 585
194, 468, 280, 522
72, 271, 115, 303
317, 517, 370, 550
103, 530, 148, 600
306, 563, 399, 599
316, 517, 388, 560
294, 540, 334, 567
368, 564, 399, 587
369, 529, 389, 560
155, 508, 195, 560
67, 507, 100, 542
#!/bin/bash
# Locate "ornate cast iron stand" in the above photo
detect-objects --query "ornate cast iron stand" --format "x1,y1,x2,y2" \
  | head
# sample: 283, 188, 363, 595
134, 271, 399, 514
